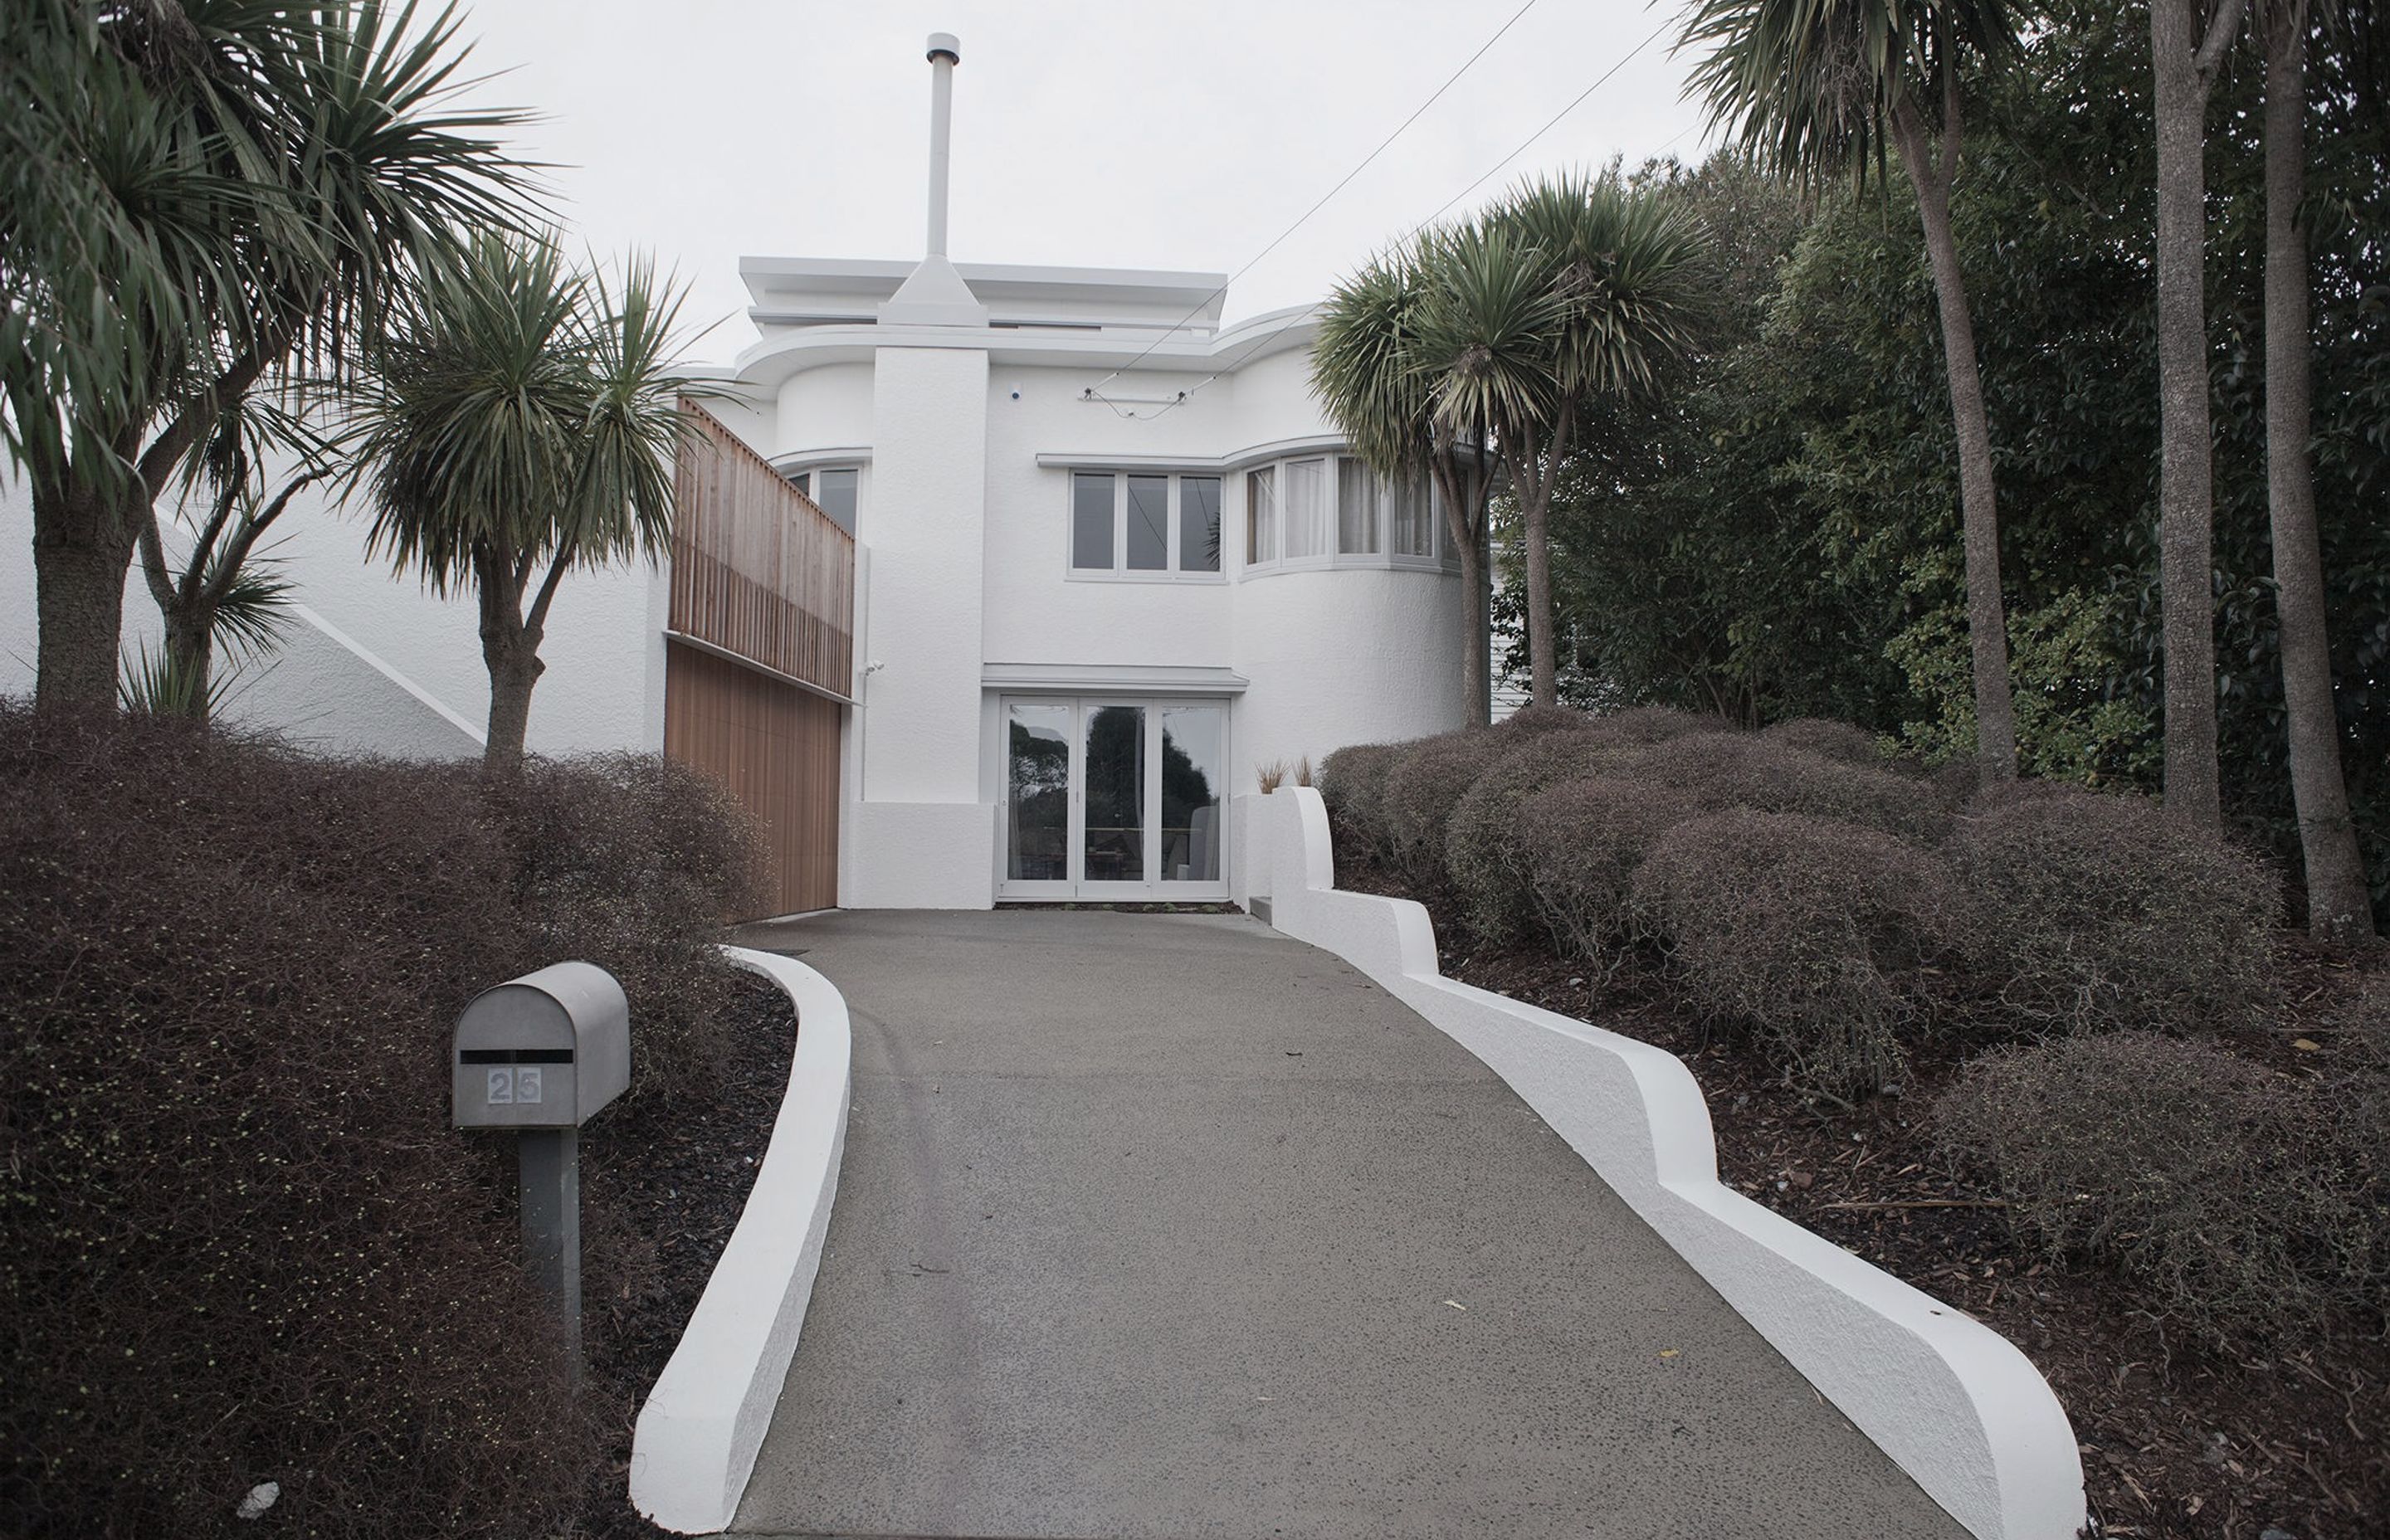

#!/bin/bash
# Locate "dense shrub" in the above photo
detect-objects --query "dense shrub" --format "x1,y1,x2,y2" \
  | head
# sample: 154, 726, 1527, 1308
1632, 731, 1948, 840
1316, 740, 1407, 859
1445, 726, 1654, 944
1378, 731, 1511, 889
1588, 704, 1719, 743
1760, 715, 1891, 766
0, 708, 763, 1538
1632, 811, 1974, 1094
1950, 783, 2278, 1033
1937, 1032, 2390, 1343
490, 753, 768, 1097
1516, 776, 1701, 977
1490, 702, 1588, 738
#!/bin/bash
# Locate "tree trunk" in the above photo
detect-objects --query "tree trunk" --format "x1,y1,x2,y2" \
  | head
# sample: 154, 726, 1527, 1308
1455, 531, 1491, 728
1522, 453, 1559, 709
475, 546, 546, 770
2150, 0, 2229, 828
1895, 102, 2017, 782
2262, 0, 2375, 941
32, 484, 139, 712
163, 608, 216, 721
481, 645, 544, 769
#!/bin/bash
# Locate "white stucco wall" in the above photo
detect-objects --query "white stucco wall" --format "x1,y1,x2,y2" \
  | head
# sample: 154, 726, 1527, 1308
1, 468, 659, 758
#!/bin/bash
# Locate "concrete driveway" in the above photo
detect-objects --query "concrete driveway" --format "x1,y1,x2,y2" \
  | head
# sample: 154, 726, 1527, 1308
727, 909, 1963, 1540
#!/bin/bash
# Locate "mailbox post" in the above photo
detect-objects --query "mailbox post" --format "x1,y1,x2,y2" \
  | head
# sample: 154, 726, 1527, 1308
453, 962, 631, 1372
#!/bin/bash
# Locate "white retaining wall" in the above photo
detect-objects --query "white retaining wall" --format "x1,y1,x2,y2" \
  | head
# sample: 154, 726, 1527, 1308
1243, 786, 2085, 1540
629, 945, 853, 1533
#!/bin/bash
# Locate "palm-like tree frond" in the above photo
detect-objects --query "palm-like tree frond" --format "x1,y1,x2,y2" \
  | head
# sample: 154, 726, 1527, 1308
1415, 217, 1567, 446
1310, 245, 1438, 480
1679, 0, 2014, 190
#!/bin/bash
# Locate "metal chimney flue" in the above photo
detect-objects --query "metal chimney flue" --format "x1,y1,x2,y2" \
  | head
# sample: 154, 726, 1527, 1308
924, 32, 960, 259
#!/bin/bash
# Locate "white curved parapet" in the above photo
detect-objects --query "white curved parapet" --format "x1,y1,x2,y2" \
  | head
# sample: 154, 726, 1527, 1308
629, 945, 853, 1533
1246, 787, 2085, 1540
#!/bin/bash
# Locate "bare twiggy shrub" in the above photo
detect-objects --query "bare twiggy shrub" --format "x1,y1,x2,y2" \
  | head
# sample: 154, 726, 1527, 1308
1318, 740, 1406, 856
1517, 775, 1702, 977
1760, 716, 1893, 766
1951, 782, 2279, 1033
1631, 730, 1949, 840
1588, 704, 1722, 743
1446, 727, 1656, 945
488, 753, 768, 1097
1492, 703, 1588, 738
1937, 1032, 2390, 1343
0, 707, 763, 1538
1378, 731, 1510, 890
1632, 810, 1974, 1094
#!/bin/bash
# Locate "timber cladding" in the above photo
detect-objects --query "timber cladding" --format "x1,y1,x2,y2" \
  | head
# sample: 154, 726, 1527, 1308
665, 402, 854, 918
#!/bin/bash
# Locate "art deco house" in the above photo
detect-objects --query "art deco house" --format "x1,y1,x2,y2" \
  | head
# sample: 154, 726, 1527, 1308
0, 35, 1469, 912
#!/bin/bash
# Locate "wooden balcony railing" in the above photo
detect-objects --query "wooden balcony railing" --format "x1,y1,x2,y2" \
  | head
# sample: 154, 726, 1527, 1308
668, 402, 855, 698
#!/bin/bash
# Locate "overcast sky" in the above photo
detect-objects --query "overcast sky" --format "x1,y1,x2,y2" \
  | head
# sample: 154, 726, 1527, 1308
453, 1, 1715, 361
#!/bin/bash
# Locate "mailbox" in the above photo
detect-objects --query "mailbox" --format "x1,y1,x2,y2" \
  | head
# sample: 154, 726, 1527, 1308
452, 962, 630, 1130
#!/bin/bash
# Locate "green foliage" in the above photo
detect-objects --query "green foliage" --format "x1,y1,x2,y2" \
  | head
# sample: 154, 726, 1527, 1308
1534, 0, 2389, 904
346, 235, 695, 594
1886, 586, 2161, 783
0, 0, 537, 493
1681, 0, 2017, 192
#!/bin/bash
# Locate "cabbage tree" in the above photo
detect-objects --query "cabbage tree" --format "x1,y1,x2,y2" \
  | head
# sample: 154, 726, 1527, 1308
346, 236, 699, 767
1436, 176, 1705, 709
1683, 0, 2021, 778
1, 0, 534, 712
1312, 242, 1501, 723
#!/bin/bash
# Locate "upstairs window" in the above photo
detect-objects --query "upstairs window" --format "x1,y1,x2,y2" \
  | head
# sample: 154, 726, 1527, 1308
1246, 455, 1444, 572
787, 466, 860, 534
1070, 470, 1225, 581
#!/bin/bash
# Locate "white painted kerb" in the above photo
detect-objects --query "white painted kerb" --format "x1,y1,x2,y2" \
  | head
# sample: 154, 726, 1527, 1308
1250, 787, 2085, 1540
628, 945, 853, 1533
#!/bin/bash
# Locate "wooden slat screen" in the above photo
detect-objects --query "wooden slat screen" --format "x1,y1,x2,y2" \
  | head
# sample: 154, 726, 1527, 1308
666, 646, 842, 916
664, 402, 854, 917
669, 401, 855, 694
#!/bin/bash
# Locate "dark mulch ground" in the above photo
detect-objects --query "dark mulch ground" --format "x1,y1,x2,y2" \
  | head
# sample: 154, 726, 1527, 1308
1334, 844, 2389, 1540
573, 972, 797, 1539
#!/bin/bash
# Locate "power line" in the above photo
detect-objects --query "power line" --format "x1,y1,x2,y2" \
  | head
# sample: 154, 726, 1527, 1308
1108, 13, 1680, 422
1082, 0, 1543, 400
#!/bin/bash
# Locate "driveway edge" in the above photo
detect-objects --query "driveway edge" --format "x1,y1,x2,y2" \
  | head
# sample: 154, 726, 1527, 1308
1243, 786, 2086, 1540
628, 944, 854, 1533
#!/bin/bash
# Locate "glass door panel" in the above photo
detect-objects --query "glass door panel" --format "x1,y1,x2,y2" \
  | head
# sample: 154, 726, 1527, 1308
1080, 704, 1146, 885
1160, 705, 1223, 883
1006, 703, 1072, 885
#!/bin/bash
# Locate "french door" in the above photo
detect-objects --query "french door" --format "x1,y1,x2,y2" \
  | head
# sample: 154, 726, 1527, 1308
999, 696, 1228, 901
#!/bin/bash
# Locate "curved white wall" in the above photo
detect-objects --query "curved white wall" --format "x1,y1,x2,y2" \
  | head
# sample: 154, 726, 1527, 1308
1232, 565, 1466, 790
773, 363, 879, 461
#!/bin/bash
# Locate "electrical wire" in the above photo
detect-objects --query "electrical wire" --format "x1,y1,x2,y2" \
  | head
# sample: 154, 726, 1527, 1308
1080, 0, 1544, 401
1100, 13, 1681, 422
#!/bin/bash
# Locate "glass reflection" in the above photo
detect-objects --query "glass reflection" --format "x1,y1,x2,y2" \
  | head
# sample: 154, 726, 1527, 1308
1082, 704, 1145, 882
1161, 705, 1222, 882
1007, 704, 1071, 881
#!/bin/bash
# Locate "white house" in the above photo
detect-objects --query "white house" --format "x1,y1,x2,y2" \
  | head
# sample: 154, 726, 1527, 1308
0, 33, 1468, 912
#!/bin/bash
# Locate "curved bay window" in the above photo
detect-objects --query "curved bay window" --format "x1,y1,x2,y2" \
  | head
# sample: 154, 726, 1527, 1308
1244, 455, 1444, 573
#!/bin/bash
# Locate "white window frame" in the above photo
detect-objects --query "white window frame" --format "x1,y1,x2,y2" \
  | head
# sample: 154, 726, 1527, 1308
1241, 454, 1452, 576
1065, 469, 1228, 584
785, 464, 863, 534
